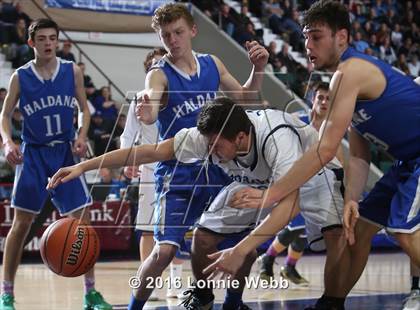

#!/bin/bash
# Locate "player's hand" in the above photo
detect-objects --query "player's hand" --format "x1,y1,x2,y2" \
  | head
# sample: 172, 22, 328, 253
229, 187, 268, 209
47, 165, 84, 189
124, 166, 139, 179
343, 200, 360, 246
203, 247, 245, 279
4, 140, 23, 165
246, 41, 269, 70
72, 137, 88, 157
135, 92, 154, 124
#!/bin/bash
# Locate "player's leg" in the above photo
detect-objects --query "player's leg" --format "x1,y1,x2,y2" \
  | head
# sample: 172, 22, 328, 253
403, 259, 420, 310
1, 147, 48, 310
1, 209, 36, 309
189, 227, 225, 308
167, 257, 184, 298
259, 229, 288, 280
280, 229, 309, 286
135, 165, 159, 300
23, 198, 55, 247
129, 243, 178, 309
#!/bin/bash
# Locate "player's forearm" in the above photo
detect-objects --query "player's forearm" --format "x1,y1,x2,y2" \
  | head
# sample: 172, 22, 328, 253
78, 140, 174, 172
0, 115, 13, 143
265, 143, 335, 206
234, 190, 300, 255
344, 156, 370, 204
78, 110, 90, 140
241, 66, 264, 102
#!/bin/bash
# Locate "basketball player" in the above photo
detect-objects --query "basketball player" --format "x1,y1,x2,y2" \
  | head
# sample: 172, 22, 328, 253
0, 19, 112, 310
203, 1, 420, 309
120, 47, 185, 300
259, 81, 337, 286
47, 97, 350, 310
129, 3, 267, 309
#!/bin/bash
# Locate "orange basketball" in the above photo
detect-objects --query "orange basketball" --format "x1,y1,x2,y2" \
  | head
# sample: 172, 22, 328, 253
39, 218, 100, 277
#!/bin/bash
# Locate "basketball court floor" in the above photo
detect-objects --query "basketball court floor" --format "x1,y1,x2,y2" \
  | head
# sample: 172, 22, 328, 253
11, 252, 410, 309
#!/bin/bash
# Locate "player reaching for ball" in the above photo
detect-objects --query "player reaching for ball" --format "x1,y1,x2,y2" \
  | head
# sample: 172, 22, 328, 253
0, 19, 112, 310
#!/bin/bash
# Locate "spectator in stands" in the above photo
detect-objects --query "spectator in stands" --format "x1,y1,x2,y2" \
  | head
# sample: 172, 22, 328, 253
406, 22, 420, 45
0, 88, 6, 110
213, 3, 236, 37
394, 53, 410, 75
236, 5, 251, 31
277, 42, 297, 73
236, 21, 264, 48
398, 37, 415, 58
363, 21, 375, 38
368, 34, 381, 57
0, 140, 14, 201
391, 24, 403, 49
88, 111, 115, 156
379, 36, 397, 64
57, 40, 76, 62
353, 31, 370, 53
10, 1, 31, 27
8, 17, 31, 68
376, 22, 389, 45
272, 56, 288, 74
93, 86, 119, 121
77, 62, 96, 100
408, 54, 420, 77
98, 167, 128, 200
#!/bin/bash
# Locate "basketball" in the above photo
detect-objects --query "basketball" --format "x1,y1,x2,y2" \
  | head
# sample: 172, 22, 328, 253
39, 218, 100, 277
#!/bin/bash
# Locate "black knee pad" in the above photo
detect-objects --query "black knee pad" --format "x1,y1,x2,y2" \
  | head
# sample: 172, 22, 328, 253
291, 235, 307, 253
276, 227, 297, 246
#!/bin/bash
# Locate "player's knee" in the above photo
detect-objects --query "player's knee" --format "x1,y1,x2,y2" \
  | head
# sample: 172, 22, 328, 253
291, 236, 306, 253
393, 232, 416, 251
151, 244, 177, 268
276, 227, 295, 246
193, 228, 218, 251
355, 219, 380, 244
10, 216, 34, 236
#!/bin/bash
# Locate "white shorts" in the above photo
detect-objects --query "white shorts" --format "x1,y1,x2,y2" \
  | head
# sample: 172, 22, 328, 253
198, 169, 344, 251
135, 164, 157, 232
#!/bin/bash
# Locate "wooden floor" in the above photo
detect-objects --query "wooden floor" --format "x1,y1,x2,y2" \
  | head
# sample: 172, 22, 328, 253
8, 252, 410, 309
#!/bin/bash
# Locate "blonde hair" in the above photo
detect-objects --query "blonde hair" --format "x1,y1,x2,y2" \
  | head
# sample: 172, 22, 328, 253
151, 3, 194, 31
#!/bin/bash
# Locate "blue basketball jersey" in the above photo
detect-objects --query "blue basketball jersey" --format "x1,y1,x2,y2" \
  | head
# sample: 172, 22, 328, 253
340, 47, 420, 161
17, 58, 77, 145
153, 52, 220, 141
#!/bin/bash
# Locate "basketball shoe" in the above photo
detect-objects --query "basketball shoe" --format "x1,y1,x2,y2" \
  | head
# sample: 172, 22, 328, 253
0, 293, 15, 310
84, 289, 113, 310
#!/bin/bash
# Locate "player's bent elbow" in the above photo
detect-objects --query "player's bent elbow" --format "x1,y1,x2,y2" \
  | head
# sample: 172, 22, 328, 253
318, 144, 337, 166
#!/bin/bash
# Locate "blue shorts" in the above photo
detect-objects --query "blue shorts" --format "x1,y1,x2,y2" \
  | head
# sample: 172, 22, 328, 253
154, 163, 231, 248
359, 157, 420, 233
11, 142, 92, 215
287, 213, 306, 231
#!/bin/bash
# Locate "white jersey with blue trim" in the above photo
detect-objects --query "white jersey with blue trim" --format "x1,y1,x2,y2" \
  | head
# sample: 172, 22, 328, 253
174, 109, 341, 187
17, 57, 77, 145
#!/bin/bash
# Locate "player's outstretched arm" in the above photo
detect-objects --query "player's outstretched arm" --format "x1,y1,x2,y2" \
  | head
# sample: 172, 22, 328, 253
204, 190, 300, 278
47, 138, 175, 189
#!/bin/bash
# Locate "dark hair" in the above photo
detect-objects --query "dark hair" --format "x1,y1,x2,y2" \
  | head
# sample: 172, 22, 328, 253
302, 0, 350, 40
151, 3, 194, 31
313, 81, 329, 93
197, 97, 253, 141
143, 47, 166, 72
0, 88, 6, 93
28, 19, 59, 41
